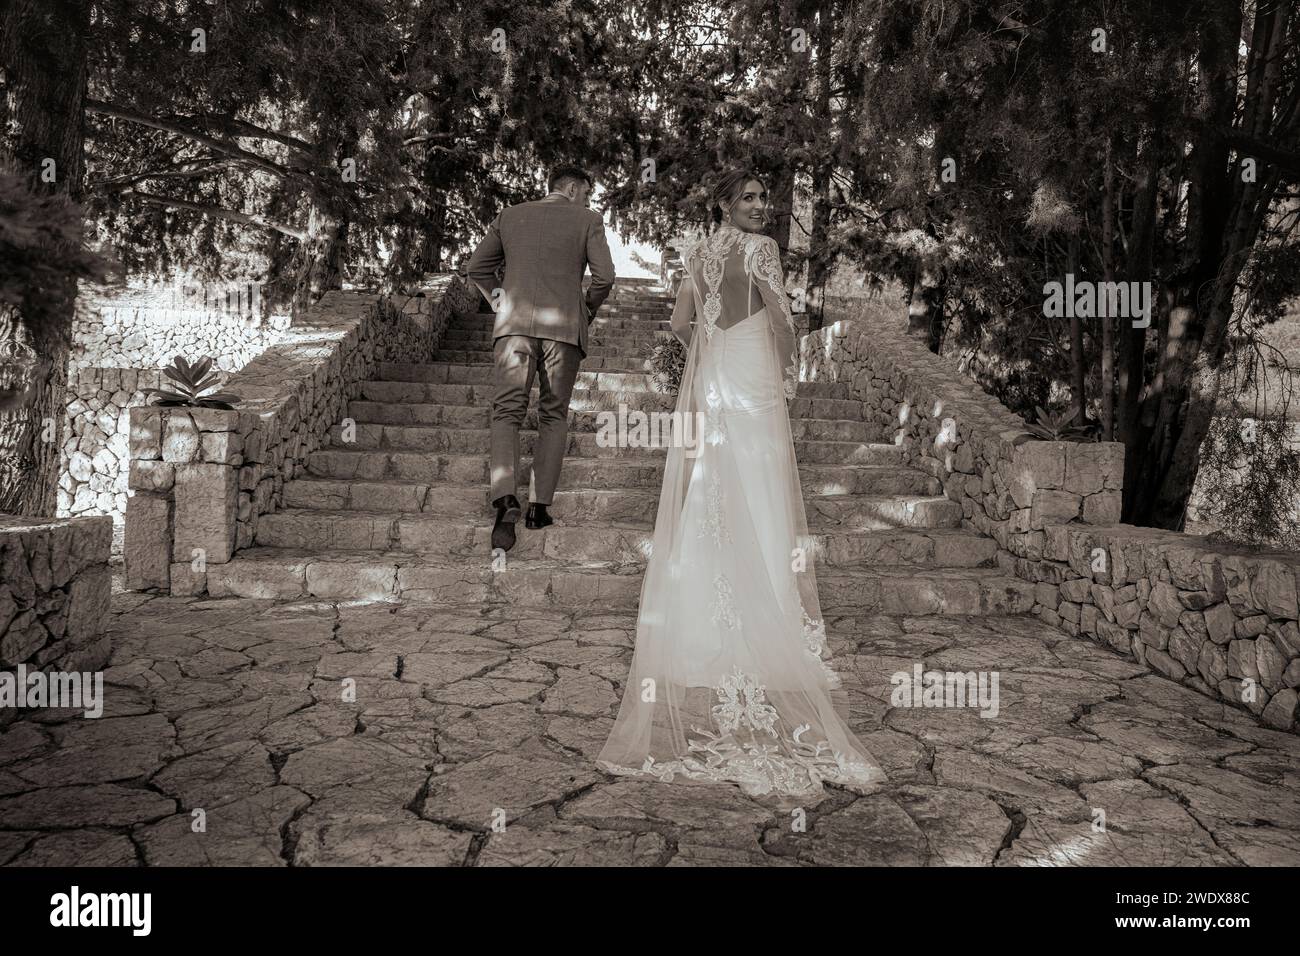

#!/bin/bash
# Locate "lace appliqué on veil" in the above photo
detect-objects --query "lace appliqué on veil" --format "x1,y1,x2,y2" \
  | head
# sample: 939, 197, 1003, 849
712, 667, 779, 735
598, 666, 881, 797
710, 574, 741, 629
698, 470, 731, 547
802, 612, 842, 689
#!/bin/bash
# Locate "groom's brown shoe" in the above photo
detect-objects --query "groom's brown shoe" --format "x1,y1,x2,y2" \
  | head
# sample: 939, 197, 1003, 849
491, 494, 522, 551
525, 503, 553, 529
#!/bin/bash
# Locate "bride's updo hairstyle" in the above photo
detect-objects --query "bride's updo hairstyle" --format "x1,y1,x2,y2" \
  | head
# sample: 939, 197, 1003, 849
710, 167, 765, 229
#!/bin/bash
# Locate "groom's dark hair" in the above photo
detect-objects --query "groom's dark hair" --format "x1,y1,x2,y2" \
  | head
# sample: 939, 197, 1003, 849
548, 165, 593, 193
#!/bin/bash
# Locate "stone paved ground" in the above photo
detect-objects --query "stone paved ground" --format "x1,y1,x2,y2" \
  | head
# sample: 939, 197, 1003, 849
2, 591, 1299, 866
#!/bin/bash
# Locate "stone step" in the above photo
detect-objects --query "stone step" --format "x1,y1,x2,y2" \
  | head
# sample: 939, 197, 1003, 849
592, 312, 671, 319
455, 306, 672, 322
208, 548, 1030, 613
819, 528, 998, 568
360, 376, 859, 404
284, 480, 662, 521
806, 493, 962, 529
605, 284, 670, 294
821, 567, 1035, 615
379, 361, 653, 392
431, 348, 650, 370
282, 476, 935, 520
592, 310, 673, 321
435, 339, 669, 358
207, 548, 645, 606
450, 314, 674, 332
597, 300, 673, 311
327, 422, 670, 458
273, 481, 959, 529
357, 381, 674, 413
345, 399, 876, 442
326, 422, 905, 464
592, 317, 674, 331
443, 326, 674, 344
305, 450, 666, 486
254, 509, 986, 564
433, 342, 659, 360
305, 449, 936, 495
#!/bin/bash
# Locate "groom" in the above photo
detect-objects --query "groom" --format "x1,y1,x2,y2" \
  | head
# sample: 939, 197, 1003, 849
466, 166, 616, 551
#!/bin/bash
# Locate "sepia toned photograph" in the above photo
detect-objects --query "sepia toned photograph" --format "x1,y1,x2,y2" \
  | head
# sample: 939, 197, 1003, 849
0, 0, 1296, 927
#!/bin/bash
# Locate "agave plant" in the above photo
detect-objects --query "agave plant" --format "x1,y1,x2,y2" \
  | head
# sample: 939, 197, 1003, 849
644, 336, 686, 395
144, 355, 241, 410
1025, 405, 1094, 441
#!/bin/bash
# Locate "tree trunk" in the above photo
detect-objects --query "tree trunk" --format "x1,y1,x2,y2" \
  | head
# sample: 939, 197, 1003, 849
1124, 0, 1242, 530
418, 116, 451, 274
423, 197, 446, 273
289, 203, 343, 316
770, 169, 796, 252
1067, 232, 1086, 423
806, 168, 831, 334
905, 267, 926, 342
804, 0, 835, 334
0, 0, 89, 517
924, 279, 945, 354
1117, 130, 1160, 522
1100, 136, 1116, 440
904, 265, 945, 354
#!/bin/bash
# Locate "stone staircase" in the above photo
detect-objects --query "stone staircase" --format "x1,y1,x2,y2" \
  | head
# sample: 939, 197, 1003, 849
206, 279, 1035, 617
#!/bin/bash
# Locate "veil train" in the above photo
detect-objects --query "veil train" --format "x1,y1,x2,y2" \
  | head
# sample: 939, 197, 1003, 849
595, 223, 887, 799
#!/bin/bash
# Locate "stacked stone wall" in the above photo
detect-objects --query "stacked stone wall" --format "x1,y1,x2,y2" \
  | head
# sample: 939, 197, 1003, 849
801, 317, 1300, 732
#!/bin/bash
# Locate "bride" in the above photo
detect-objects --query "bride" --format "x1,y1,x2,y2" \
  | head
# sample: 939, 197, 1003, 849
595, 169, 887, 799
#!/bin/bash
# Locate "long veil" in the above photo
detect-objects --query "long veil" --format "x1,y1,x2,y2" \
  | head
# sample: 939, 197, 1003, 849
595, 226, 886, 799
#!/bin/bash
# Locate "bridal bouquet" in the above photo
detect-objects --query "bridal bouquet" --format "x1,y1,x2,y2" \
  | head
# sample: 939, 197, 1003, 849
645, 336, 685, 394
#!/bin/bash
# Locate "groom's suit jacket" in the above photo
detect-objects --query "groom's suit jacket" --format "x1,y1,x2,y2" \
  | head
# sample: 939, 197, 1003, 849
465, 193, 616, 359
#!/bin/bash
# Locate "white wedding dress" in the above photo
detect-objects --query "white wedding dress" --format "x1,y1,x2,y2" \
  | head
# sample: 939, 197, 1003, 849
595, 222, 887, 799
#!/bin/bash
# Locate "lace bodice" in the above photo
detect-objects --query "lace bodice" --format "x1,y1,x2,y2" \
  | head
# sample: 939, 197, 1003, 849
669, 224, 798, 397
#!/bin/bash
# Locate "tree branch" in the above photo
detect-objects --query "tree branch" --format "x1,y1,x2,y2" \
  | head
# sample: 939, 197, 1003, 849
208, 113, 315, 151
85, 99, 324, 185
87, 161, 229, 192
118, 190, 309, 240
1219, 128, 1300, 177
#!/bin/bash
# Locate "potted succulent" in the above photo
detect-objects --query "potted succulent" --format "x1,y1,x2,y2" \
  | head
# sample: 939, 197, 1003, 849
144, 355, 241, 410
1024, 405, 1095, 441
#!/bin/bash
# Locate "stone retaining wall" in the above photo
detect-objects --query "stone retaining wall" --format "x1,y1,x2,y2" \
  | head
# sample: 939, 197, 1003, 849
801, 316, 1300, 733
74, 294, 290, 372
0, 516, 113, 729
64, 280, 294, 539
60, 368, 166, 537
124, 275, 476, 595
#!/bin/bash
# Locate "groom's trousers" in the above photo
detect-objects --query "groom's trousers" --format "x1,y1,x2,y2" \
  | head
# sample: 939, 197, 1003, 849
489, 334, 582, 505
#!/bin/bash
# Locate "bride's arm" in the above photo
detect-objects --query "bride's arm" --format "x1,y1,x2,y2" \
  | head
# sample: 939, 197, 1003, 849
669, 271, 695, 347
749, 236, 798, 399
